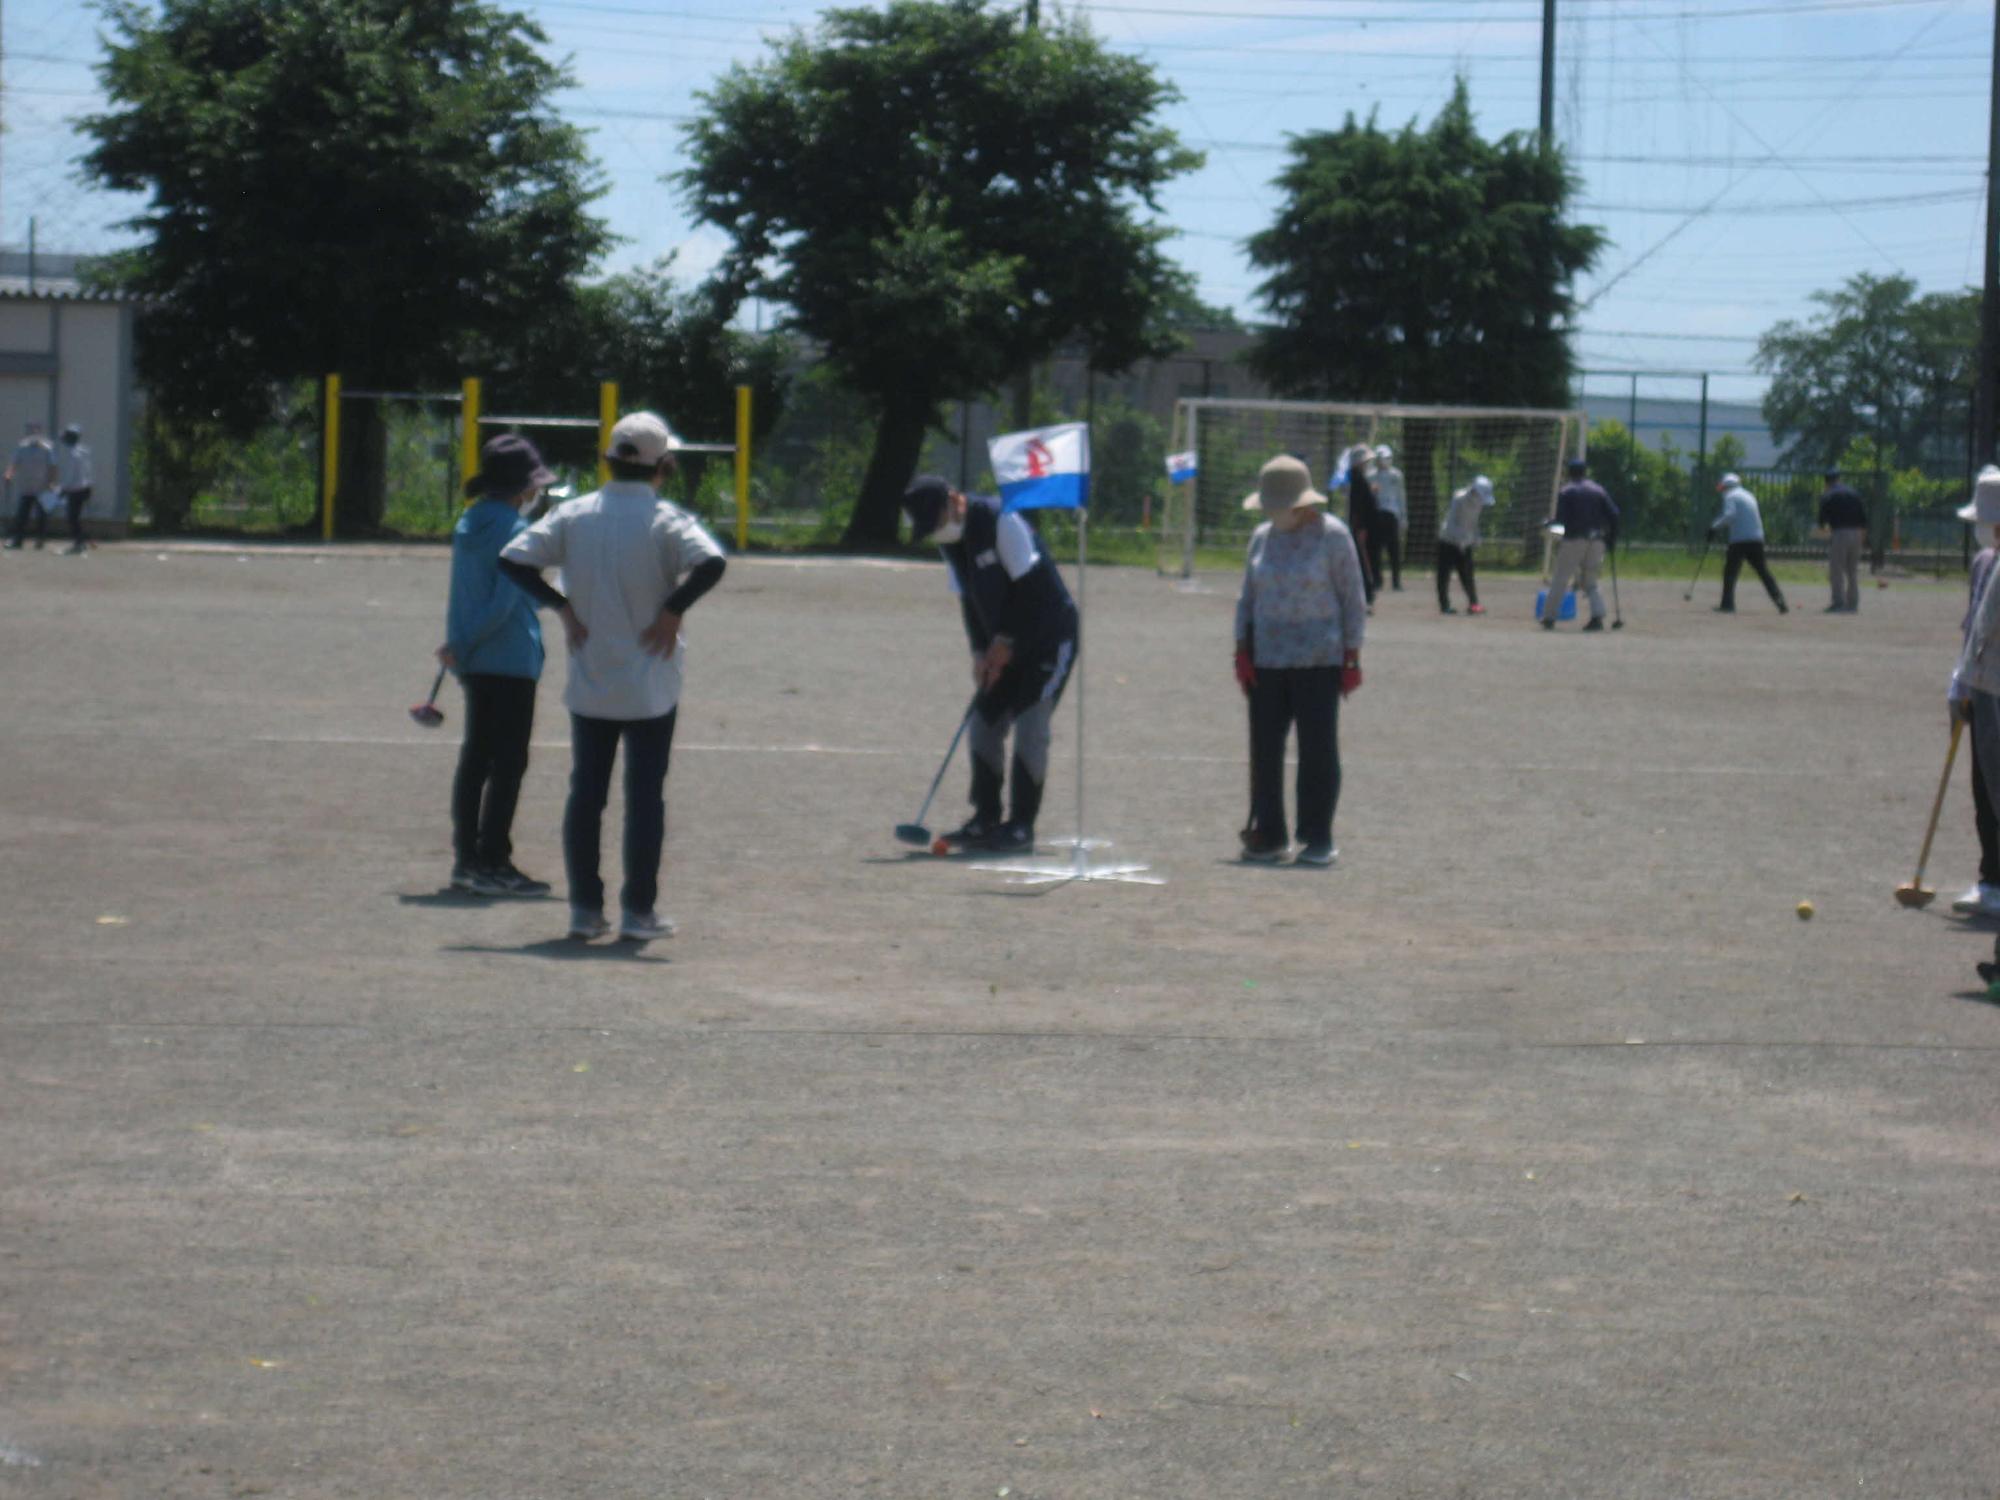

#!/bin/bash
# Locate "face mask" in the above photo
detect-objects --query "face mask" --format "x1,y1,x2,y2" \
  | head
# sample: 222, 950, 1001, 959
930, 518, 964, 545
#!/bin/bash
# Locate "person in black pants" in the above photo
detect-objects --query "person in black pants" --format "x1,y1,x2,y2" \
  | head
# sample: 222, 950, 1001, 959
1711, 474, 1788, 614
439, 435, 558, 896
1343, 444, 1380, 607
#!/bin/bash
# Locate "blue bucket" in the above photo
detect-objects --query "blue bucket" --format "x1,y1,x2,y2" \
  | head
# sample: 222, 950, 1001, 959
1534, 588, 1578, 621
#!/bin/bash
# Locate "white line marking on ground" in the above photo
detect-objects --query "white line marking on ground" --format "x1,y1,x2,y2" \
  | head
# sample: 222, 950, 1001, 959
241, 734, 1824, 775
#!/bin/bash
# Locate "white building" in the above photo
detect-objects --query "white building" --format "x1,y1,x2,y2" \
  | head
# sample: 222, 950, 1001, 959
0, 253, 138, 533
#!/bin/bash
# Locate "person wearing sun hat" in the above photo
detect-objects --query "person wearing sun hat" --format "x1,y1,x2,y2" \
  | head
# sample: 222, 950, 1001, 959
434, 434, 558, 897
1233, 454, 1369, 866
1436, 474, 1494, 615
1947, 466, 2000, 915
499, 412, 727, 942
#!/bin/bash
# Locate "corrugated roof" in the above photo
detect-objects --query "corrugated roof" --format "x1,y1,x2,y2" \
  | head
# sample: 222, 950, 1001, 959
0, 277, 137, 303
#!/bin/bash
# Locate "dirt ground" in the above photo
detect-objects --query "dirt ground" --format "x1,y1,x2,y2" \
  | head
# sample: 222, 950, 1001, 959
3, 542, 1998, 1500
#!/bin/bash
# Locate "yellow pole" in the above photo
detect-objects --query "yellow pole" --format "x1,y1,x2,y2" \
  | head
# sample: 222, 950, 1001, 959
321, 373, 341, 542
735, 384, 752, 551
460, 377, 482, 497
598, 381, 619, 485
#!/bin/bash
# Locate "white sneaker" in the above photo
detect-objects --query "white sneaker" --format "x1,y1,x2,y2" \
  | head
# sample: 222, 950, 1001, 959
1950, 883, 2000, 916
568, 907, 611, 941
619, 910, 676, 941
1295, 843, 1338, 867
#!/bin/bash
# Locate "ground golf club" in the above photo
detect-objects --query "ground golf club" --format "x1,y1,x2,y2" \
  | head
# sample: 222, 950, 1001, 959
1896, 716, 1963, 908
1610, 542, 1625, 628
409, 666, 447, 728
1683, 534, 1713, 601
894, 699, 978, 846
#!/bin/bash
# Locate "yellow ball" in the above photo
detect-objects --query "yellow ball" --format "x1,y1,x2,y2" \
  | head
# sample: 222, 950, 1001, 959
1796, 900, 1815, 921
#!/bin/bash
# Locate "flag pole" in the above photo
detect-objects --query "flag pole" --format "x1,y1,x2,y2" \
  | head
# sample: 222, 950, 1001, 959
1074, 505, 1088, 877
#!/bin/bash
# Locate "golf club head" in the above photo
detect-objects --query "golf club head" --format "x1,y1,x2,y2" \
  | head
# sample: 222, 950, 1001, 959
1894, 883, 1935, 908
894, 823, 932, 847
409, 703, 446, 728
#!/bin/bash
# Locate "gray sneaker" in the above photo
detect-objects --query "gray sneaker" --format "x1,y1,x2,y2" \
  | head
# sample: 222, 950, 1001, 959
1295, 842, 1338, 867
568, 907, 611, 941
619, 910, 676, 941
482, 862, 551, 897
452, 862, 499, 894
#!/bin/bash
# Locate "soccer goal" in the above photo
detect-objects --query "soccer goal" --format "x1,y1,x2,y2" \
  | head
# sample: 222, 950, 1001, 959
1159, 398, 1586, 578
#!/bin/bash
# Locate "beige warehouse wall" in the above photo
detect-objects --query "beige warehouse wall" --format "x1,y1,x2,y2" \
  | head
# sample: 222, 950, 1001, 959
56, 305, 130, 523
0, 302, 54, 353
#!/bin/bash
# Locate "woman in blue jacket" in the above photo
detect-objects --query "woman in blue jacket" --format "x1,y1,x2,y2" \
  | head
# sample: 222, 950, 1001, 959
439, 435, 555, 895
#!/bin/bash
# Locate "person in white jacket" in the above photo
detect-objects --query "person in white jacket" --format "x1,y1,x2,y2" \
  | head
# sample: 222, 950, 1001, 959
1711, 473, 1789, 614
1947, 467, 2000, 916
1436, 475, 1492, 615
1370, 444, 1406, 591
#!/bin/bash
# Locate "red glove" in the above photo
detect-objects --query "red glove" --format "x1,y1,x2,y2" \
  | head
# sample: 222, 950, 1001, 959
1340, 660, 1363, 698
1234, 646, 1256, 696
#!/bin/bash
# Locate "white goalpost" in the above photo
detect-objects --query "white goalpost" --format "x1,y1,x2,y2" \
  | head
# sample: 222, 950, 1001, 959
1159, 398, 1587, 580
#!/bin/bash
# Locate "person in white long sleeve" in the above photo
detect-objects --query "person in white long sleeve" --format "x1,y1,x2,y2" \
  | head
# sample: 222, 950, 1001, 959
55, 425, 93, 555
1711, 473, 1788, 614
1948, 468, 2000, 916
1370, 444, 1406, 591
1436, 475, 1493, 615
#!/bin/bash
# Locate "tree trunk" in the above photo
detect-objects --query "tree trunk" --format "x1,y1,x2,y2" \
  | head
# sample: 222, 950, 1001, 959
335, 400, 389, 536
842, 395, 934, 550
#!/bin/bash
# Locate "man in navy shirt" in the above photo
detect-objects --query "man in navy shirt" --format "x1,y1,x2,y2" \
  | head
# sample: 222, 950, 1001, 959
1541, 457, 1621, 633
1816, 468, 1870, 613
903, 474, 1079, 853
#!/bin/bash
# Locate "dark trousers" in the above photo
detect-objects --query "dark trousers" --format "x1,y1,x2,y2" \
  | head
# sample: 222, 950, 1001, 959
565, 708, 678, 916
1976, 706, 2000, 888
63, 487, 90, 544
451, 674, 537, 866
1365, 522, 1402, 590
9, 494, 48, 544
1436, 542, 1478, 608
1354, 529, 1377, 604
1249, 666, 1341, 848
1721, 542, 1786, 609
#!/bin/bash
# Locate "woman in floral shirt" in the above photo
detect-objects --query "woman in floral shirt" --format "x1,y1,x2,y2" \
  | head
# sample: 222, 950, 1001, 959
1233, 455, 1369, 866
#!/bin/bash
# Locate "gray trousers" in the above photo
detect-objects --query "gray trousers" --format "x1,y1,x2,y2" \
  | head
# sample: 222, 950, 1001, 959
968, 637, 1076, 827
1828, 528, 1864, 609
1543, 537, 1607, 622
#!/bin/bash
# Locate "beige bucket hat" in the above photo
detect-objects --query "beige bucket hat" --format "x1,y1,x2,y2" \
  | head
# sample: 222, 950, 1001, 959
1242, 454, 1328, 515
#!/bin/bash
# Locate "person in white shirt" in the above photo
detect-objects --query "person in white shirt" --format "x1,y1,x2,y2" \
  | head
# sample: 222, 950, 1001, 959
55, 424, 93, 555
1436, 475, 1493, 615
499, 412, 726, 942
1369, 444, 1406, 591
1710, 473, 1789, 615
3, 421, 57, 550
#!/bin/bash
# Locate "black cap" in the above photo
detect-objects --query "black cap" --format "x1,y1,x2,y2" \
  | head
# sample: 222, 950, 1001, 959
465, 434, 555, 499
902, 473, 952, 541
1567, 456, 1588, 474
1824, 467, 1841, 480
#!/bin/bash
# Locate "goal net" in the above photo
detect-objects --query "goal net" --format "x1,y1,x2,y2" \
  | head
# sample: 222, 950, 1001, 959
1159, 398, 1586, 578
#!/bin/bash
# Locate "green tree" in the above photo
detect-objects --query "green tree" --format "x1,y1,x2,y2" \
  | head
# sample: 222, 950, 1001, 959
81, 0, 609, 533
1754, 273, 1977, 473
1246, 81, 1604, 408
477, 259, 792, 490
680, 0, 1201, 548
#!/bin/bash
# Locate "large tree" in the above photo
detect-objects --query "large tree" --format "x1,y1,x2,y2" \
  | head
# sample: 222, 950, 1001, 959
1754, 273, 1977, 472
680, 0, 1201, 548
81, 0, 609, 532
1246, 82, 1603, 409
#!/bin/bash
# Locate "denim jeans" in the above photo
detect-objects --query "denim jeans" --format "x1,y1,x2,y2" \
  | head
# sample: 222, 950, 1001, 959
564, 709, 678, 916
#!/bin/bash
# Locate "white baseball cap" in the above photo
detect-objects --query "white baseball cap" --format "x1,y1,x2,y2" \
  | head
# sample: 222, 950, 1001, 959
1471, 474, 1494, 504
1718, 472, 1742, 490
1374, 444, 1393, 463
604, 411, 680, 466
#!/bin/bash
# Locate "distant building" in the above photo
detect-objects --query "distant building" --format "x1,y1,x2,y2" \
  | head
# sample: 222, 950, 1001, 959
0, 250, 140, 534
1577, 389, 1780, 469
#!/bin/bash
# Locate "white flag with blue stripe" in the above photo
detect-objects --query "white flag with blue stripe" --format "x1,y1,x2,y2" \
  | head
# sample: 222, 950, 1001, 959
1165, 450, 1197, 485
990, 422, 1090, 512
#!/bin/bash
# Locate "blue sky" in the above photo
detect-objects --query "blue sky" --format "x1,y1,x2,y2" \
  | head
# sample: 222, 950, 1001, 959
6, 0, 1991, 404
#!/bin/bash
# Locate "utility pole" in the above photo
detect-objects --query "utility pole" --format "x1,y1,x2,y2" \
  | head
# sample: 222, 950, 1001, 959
1979, 0, 2000, 468
1539, 0, 1556, 150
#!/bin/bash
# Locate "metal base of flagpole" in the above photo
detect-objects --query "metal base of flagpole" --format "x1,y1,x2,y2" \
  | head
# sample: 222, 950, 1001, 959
969, 838, 1164, 887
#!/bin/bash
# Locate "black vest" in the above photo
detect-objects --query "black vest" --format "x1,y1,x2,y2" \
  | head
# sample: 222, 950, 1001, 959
941, 494, 1077, 655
